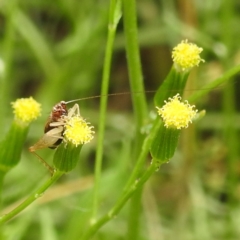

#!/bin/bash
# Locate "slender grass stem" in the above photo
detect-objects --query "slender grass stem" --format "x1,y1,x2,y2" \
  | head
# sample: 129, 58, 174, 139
188, 64, 240, 103
0, 1, 16, 136
123, 119, 161, 191
82, 159, 158, 240
122, 0, 148, 237
92, 0, 122, 221
0, 170, 63, 224
123, 0, 147, 128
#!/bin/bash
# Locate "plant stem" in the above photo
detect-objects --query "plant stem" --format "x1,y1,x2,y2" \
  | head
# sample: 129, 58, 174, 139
122, 0, 147, 237
220, 2, 237, 237
123, 0, 147, 129
0, 170, 63, 224
92, 0, 122, 221
82, 159, 158, 240
123, 119, 161, 191
81, 117, 160, 239
0, 1, 17, 136
187, 64, 240, 103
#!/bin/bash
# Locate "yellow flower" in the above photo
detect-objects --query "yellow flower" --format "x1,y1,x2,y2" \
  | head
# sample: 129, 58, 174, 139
172, 39, 204, 71
156, 94, 197, 129
64, 116, 94, 146
11, 97, 41, 124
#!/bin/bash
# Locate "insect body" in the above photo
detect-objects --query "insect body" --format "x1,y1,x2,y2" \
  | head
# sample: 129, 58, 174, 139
29, 101, 80, 173
29, 101, 80, 152
29, 101, 67, 152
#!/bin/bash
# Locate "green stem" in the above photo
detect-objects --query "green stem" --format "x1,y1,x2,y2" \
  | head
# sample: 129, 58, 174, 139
123, 0, 147, 128
0, 1, 17, 136
127, 188, 142, 239
123, 119, 161, 191
122, 0, 147, 237
0, 170, 63, 224
0, 173, 5, 207
220, 2, 237, 237
187, 64, 240, 103
12, 9, 59, 80
92, 0, 122, 220
82, 159, 158, 240
81, 118, 160, 239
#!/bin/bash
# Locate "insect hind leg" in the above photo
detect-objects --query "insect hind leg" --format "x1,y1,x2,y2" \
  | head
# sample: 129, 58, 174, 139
68, 104, 80, 118
30, 151, 55, 175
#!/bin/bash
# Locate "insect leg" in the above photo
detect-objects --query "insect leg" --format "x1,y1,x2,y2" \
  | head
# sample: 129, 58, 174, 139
30, 151, 55, 175
68, 104, 80, 117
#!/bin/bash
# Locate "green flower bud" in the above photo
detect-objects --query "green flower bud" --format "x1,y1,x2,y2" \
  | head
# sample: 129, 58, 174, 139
53, 143, 82, 172
53, 113, 94, 172
150, 125, 180, 162
0, 122, 29, 173
0, 97, 41, 174
151, 94, 198, 162
154, 40, 204, 107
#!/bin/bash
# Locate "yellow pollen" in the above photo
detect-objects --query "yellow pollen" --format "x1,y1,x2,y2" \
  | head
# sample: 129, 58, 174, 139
64, 116, 94, 146
172, 39, 204, 71
11, 97, 41, 123
156, 94, 197, 129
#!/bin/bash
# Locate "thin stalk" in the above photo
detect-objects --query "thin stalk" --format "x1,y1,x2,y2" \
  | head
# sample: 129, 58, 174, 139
187, 64, 240, 103
12, 9, 59, 80
0, 1, 17, 136
220, 1, 237, 238
123, 119, 161, 191
123, 0, 147, 128
122, 0, 147, 237
0, 170, 63, 224
82, 159, 158, 240
92, 0, 122, 220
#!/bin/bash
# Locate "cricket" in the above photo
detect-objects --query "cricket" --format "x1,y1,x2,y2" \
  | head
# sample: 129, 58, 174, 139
28, 92, 145, 172
28, 93, 132, 155
29, 100, 81, 173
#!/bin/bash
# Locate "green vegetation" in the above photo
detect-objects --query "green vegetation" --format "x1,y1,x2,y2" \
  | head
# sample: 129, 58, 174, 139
0, 0, 240, 239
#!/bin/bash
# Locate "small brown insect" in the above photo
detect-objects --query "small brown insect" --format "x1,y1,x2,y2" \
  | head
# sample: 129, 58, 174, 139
29, 101, 80, 173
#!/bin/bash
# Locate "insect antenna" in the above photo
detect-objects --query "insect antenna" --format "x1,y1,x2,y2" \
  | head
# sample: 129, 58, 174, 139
64, 81, 232, 105
64, 91, 156, 104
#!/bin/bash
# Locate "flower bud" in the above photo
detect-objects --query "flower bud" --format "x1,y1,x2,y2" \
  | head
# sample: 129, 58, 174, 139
151, 94, 198, 162
53, 114, 94, 172
0, 97, 41, 174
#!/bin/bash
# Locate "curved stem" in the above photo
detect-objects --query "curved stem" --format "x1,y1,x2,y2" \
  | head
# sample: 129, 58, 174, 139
92, 0, 122, 220
188, 64, 240, 103
123, 0, 147, 127
82, 159, 158, 240
0, 170, 63, 224
123, 119, 161, 191
122, 0, 148, 237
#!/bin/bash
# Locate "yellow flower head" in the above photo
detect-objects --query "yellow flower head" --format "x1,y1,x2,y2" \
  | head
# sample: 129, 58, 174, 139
172, 39, 204, 71
64, 116, 94, 146
157, 94, 197, 129
11, 97, 41, 124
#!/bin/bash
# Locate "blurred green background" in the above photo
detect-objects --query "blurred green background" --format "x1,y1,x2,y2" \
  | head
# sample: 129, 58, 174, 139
1, 0, 240, 239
